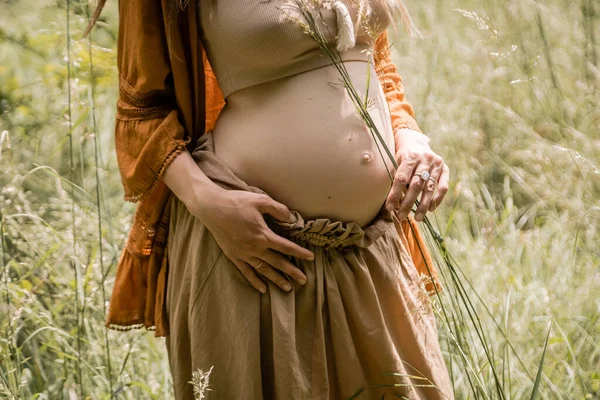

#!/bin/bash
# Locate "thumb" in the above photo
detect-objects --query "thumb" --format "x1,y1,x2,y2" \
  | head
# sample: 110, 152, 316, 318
255, 194, 292, 222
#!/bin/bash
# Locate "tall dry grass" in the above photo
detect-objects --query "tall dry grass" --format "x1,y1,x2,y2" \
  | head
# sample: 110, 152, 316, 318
0, 0, 598, 398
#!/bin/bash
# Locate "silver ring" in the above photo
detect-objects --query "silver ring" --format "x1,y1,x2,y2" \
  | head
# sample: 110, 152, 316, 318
253, 260, 265, 270
416, 170, 430, 181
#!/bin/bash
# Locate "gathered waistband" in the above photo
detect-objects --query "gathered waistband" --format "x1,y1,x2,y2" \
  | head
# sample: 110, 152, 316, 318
264, 205, 393, 249
191, 130, 396, 249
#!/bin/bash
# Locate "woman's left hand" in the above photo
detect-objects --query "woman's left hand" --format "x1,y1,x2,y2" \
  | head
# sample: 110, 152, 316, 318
384, 128, 450, 222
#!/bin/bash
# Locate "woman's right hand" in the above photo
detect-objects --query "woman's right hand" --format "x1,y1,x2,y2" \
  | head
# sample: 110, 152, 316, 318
188, 187, 315, 294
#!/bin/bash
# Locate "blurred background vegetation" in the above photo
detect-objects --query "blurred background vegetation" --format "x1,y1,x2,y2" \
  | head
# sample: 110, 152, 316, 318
0, 0, 598, 398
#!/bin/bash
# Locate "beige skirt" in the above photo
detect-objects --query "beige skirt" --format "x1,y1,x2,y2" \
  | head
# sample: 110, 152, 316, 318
165, 131, 454, 400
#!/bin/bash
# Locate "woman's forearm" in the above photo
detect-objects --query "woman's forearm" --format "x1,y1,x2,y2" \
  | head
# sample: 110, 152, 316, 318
161, 150, 224, 220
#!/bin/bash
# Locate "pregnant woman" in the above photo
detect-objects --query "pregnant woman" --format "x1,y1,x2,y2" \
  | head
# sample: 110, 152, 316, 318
84, 0, 453, 398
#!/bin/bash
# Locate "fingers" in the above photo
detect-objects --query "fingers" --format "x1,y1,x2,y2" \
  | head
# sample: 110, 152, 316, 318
413, 178, 437, 221
414, 162, 444, 221
261, 249, 307, 285
389, 147, 450, 221
264, 229, 315, 261
394, 164, 429, 221
232, 258, 267, 294
385, 151, 418, 211
248, 257, 294, 292
429, 164, 450, 211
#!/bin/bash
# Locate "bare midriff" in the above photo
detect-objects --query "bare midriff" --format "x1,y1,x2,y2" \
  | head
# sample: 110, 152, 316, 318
212, 58, 396, 228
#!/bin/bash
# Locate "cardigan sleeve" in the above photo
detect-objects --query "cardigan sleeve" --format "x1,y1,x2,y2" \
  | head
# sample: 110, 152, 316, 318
114, 0, 191, 203
373, 30, 423, 135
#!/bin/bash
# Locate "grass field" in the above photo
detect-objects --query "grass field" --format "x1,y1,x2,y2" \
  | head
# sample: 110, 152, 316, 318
0, 0, 598, 398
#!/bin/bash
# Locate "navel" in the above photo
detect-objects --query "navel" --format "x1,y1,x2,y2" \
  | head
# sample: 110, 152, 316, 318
361, 151, 373, 164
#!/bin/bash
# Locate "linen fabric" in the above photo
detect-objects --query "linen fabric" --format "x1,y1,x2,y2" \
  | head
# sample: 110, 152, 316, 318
165, 131, 453, 399
198, 0, 392, 98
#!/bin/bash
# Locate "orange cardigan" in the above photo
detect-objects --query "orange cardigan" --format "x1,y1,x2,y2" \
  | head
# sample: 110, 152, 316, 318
96, 0, 439, 337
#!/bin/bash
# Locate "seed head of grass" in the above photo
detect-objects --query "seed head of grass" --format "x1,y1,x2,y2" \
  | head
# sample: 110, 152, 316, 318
190, 366, 214, 400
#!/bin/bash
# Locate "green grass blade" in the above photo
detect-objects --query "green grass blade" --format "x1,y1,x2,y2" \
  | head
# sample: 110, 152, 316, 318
530, 322, 552, 400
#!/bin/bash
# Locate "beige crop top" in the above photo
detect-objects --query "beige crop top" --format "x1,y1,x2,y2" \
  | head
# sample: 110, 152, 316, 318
197, 0, 392, 98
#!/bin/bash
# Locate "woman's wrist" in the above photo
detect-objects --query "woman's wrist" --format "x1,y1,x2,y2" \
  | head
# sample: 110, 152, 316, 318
184, 173, 226, 222
394, 128, 430, 152
162, 150, 225, 221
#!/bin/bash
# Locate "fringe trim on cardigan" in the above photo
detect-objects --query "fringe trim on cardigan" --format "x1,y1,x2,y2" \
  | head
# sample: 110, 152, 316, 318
123, 141, 190, 203
107, 323, 156, 332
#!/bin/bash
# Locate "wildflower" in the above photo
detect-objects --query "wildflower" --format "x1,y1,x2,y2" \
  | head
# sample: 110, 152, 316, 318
189, 366, 214, 400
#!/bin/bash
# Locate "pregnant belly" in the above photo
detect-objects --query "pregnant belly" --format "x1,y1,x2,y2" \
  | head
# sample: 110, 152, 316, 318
212, 60, 397, 228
